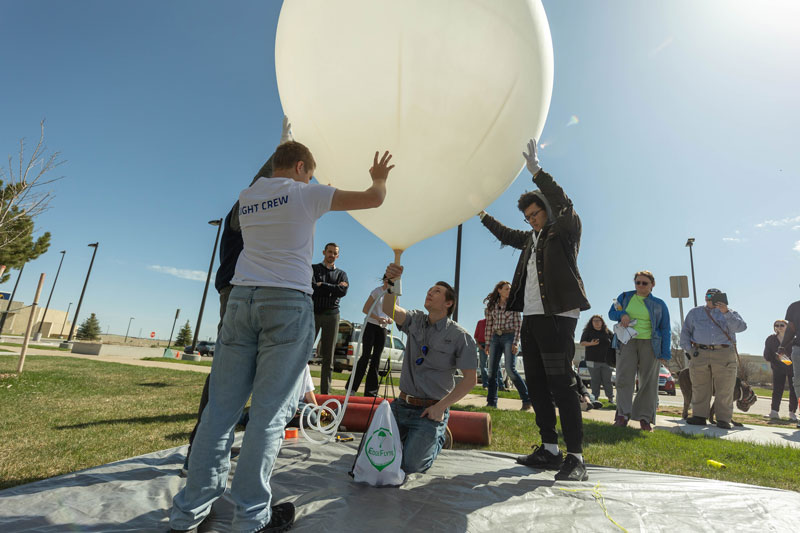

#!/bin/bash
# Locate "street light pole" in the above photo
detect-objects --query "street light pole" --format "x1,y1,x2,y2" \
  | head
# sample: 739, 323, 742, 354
685, 238, 697, 307
167, 308, 180, 349
188, 219, 223, 354
67, 242, 99, 342
124, 317, 135, 343
60, 302, 72, 337
453, 224, 462, 322
36, 250, 66, 339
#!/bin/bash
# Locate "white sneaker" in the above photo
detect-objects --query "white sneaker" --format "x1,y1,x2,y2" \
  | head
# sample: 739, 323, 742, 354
790, 412, 798, 422
768, 410, 780, 419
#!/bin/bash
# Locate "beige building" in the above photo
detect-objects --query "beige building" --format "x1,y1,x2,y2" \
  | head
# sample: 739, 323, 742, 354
0, 299, 73, 338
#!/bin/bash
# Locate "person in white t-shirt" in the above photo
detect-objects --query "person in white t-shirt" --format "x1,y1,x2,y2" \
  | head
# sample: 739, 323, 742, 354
347, 277, 393, 396
170, 141, 395, 533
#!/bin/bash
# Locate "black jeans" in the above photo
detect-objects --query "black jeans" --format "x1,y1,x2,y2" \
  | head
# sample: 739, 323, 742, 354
520, 314, 583, 453
347, 322, 386, 396
771, 364, 797, 413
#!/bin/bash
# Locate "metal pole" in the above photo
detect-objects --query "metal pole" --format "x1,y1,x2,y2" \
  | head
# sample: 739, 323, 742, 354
17, 274, 46, 374
167, 308, 180, 349
67, 242, 99, 342
189, 219, 223, 353
0, 263, 25, 333
124, 317, 134, 343
688, 244, 697, 307
452, 223, 462, 322
60, 302, 72, 337
36, 250, 66, 337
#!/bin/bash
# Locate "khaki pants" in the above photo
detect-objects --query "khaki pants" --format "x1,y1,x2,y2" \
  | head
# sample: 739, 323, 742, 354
615, 338, 660, 423
689, 346, 737, 423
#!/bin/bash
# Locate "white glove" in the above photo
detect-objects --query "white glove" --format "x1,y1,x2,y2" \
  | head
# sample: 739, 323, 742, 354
522, 138, 541, 176
280, 115, 293, 145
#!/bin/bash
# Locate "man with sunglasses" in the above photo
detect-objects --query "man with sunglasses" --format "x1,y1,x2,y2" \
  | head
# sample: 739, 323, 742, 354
679, 288, 747, 429
478, 139, 591, 482
382, 263, 478, 474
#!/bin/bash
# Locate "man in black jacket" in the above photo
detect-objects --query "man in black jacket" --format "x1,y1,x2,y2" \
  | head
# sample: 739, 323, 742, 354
479, 139, 590, 481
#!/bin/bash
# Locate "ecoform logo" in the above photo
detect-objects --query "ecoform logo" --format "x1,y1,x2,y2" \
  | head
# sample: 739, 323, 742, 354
364, 426, 396, 471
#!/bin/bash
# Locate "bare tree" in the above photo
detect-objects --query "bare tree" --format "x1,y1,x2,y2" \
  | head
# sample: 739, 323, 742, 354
0, 120, 63, 251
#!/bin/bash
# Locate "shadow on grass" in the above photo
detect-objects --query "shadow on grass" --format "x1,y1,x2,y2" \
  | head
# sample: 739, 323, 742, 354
55, 412, 196, 430
138, 382, 172, 388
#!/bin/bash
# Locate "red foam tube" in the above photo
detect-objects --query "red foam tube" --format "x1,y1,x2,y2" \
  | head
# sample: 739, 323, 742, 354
316, 395, 491, 445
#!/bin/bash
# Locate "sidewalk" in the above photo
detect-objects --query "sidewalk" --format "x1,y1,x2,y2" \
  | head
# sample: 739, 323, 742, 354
14, 347, 800, 448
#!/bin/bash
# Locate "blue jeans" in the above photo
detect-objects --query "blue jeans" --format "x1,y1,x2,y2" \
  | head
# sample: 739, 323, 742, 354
391, 399, 450, 474
478, 345, 489, 387
170, 286, 314, 532
487, 332, 529, 406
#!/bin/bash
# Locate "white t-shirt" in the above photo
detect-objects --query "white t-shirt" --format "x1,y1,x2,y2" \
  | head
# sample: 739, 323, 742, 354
523, 234, 579, 318
232, 177, 334, 294
366, 286, 389, 327
301, 365, 314, 395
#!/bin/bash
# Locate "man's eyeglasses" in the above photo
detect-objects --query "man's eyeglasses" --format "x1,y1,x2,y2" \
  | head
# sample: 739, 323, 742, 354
415, 345, 429, 366
635, 281, 650, 286
523, 208, 544, 224
775, 324, 786, 328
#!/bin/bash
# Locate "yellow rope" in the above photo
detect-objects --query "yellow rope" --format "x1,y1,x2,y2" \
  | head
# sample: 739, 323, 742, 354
557, 483, 627, 532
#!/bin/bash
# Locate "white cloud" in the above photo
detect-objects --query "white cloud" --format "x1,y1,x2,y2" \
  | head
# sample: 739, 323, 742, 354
755, 215, 800, 228
148, 265, 206, 281
794, 241, 800, 254
793, 225, 800, 231
722, 237, 742, 243
649, 36, 674, 57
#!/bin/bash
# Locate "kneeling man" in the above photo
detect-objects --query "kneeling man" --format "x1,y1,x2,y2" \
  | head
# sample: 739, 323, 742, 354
383, 263, 478, 473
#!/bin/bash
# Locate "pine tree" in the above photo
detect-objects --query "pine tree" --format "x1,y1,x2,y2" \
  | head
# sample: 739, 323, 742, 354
175, 320, 193, 347
76, 313, 101, 341
1, 120, 61, 283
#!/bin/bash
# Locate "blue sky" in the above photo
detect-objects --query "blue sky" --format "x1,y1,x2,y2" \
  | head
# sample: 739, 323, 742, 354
1, 0, 798, 354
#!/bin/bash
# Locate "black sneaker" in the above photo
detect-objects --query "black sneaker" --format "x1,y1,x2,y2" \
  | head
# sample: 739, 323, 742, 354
554, 454, 588, 482
516, 445, 563, 470
255, 502, 295, 533
716, 420, 732, 430
686, 416, 707, 426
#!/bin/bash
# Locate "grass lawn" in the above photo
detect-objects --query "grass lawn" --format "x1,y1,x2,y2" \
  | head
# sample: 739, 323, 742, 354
2, 355, 799, 492
0, 342, 72, 352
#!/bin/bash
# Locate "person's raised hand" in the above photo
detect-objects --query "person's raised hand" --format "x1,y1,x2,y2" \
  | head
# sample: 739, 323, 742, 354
369, 151, 395, 183
522, 138, 541, 176
385, 263, 403, 281
280, 115, 293, 145
715, 302, 729, 314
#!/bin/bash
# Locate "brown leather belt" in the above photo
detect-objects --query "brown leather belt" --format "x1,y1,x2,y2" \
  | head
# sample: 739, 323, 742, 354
399, 391, 439, 407
694, 343, 730, 350
494, 329, 515, 336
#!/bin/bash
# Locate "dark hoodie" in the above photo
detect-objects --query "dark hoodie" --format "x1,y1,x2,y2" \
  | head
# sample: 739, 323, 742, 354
481, 170, 590, 315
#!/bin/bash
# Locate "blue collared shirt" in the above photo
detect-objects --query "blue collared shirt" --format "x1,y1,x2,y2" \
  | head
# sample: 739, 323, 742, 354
680, 305, 747, 353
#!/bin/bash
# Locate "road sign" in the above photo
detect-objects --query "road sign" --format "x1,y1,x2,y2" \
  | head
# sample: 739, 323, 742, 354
150, 331, 156, 338
669, 276, 689, 299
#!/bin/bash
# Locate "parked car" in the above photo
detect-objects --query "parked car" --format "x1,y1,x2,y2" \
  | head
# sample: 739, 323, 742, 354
185, 340, 215, 356
577, 360, 617, 387
658, 364, 676, 395
344, 325, 405, 372
310, 320, 405, 373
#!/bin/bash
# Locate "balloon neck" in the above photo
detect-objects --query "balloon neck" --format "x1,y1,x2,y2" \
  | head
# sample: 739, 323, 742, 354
393, 249, 403, 265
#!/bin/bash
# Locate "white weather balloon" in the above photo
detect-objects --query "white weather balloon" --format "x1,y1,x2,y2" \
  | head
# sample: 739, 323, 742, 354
275, 0, 553, 252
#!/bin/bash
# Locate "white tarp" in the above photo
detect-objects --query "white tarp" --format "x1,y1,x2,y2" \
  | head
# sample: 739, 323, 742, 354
1, 435, 797, 532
